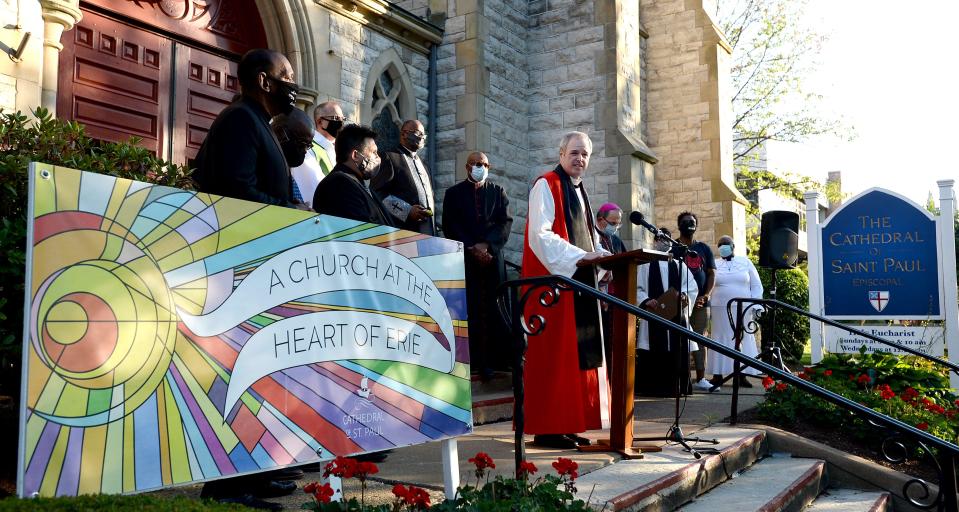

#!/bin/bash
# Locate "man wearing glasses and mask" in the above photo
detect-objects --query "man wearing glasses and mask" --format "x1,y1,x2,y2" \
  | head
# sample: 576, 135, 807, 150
290, 101, 346, 208
312, 124, 393, 226
371, 119, 436, 235
441, 152, 513, 380
193, 48, 309, 211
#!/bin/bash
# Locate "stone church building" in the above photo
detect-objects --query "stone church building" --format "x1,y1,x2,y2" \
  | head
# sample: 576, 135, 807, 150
1, 0, 746, 259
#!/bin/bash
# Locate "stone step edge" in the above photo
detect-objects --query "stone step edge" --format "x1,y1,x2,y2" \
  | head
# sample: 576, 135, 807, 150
805, 490, 891, 512
472, 396, 513, 409
755, 459, 825, 512
869, 492, 891, 512
605, 429, 766, 510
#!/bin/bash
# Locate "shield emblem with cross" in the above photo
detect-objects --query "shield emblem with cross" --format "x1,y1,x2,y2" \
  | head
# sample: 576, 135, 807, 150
868, 290, 889, 312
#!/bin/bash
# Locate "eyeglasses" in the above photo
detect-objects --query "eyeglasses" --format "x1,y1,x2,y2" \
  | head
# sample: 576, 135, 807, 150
469, 162, 490, 168
322, 115, 347, 122
276, 130, 312, 151
403, 130, 426, 138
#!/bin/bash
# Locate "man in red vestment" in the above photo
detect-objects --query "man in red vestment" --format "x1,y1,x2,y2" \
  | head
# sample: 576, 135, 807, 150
521, 131, 611, 449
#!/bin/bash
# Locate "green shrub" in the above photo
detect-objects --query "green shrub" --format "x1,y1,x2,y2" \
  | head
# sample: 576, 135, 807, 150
759, 349, 959, 445
0, 108, 192, 398
0, 495, 246, 511
754, 265, 809, 363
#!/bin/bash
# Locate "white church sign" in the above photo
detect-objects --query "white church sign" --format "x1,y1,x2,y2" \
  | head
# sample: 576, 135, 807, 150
805, 181, 958, 386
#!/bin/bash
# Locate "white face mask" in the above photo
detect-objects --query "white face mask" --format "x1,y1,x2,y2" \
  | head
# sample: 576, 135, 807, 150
470, 164, 488, 183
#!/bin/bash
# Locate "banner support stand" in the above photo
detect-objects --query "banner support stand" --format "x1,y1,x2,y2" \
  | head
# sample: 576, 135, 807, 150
441, 438, 459, 499
804, 191, 824, 364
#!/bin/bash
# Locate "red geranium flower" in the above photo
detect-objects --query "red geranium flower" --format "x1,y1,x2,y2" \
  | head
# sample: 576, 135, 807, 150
857, 374, 871, 385
394, 484, 430, 509
798, 372, 809, 380
917, 422, 929, 431
468, 452, 495, 471
304, 481, 318, 494
761, 376, 775, 390
355, 461, 379, 481
927, 404, 946, 415
518, 460, 538, 477
552, 457, 579, 480
323, 456, 358, 479
775, 382, 788, 392
876, 384, 895, 400
902, 387, 919, 401
314, 483, 335, 503
392, 483, 410, 500
823, 369, 833, 377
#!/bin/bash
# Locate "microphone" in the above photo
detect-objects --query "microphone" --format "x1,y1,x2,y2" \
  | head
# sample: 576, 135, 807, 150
629, 211, 661, 235
630, 211, 698, 258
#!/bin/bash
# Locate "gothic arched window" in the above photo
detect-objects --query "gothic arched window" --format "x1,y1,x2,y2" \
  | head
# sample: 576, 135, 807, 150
362, 48, 416, 152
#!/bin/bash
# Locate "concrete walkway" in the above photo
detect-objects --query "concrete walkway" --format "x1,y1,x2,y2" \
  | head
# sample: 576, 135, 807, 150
152, 385, 768, 510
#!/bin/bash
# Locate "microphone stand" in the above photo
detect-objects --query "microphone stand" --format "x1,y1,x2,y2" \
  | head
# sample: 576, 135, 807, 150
632, 226, 719, 459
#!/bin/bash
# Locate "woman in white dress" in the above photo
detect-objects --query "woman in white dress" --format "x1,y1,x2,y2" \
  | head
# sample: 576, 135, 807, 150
707, 235, 764, 386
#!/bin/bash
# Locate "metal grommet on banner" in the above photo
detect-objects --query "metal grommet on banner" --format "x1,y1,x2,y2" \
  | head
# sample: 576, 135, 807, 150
40, 169, 51, 179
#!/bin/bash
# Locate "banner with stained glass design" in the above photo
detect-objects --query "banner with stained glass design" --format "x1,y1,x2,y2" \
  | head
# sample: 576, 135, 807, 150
18, 163, 471, 497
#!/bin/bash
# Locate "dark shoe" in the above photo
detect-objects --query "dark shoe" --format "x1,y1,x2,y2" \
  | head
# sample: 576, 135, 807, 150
738, 376, 754, 388
355, 450, 391, 462
270, 467, 304, 481
532, 434, 577, 449
252, 479, 296, 498
565, 434, 591, 446
214, 494, 283, 511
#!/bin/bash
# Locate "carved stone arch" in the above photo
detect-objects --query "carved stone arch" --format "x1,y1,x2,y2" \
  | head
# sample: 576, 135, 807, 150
362, 48, 417, 152
253, 0, 319, 106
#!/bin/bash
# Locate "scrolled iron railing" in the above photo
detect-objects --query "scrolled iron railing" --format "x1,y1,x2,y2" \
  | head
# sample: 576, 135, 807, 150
498, 274, 959, 512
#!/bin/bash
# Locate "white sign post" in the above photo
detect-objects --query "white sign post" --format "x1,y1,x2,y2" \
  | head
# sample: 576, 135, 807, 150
805, 191, 825, 363
938, 180, 959, 389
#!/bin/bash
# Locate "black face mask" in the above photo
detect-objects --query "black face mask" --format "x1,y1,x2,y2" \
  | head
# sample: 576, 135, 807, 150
324, 119, 343, 137
280, 140, 306, 167
267, 76, 298, 115
404, 133, 425, 151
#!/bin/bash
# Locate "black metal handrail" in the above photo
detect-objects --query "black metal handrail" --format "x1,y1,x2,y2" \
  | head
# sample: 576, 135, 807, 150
726, 297, 959, 375
498, 274, 959, 511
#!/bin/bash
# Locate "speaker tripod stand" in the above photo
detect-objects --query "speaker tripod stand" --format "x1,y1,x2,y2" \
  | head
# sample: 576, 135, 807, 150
710, 267, 791, 393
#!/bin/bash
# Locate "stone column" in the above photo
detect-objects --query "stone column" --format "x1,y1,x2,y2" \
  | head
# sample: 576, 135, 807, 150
39, 0, 81, 116
641, 0, 746, 248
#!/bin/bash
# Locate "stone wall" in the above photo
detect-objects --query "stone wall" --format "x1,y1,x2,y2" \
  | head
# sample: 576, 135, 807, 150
0, 1, 50, 113
326, 12, 431, 126
640, 0, 746, 248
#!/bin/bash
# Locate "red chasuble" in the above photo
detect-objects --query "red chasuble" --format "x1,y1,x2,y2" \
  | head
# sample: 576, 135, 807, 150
520, 171, 602, 435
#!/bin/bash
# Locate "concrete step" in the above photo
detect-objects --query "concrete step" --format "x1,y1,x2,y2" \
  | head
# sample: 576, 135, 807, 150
470, 371, 514, 425
679, 457, 826, 512
470, 392, 513, 425
470, 371, 512, 395
573, 426, 766, 511
804, 489, 891, 512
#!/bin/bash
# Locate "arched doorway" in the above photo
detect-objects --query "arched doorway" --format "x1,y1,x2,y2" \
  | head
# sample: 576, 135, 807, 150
57, 0, 268, 165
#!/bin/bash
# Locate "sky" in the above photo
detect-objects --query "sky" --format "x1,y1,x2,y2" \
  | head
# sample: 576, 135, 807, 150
764, 0, 959, 207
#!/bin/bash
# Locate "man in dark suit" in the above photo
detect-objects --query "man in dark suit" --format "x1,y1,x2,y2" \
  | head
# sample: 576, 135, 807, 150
371, 119, 435, 234
312, 124, 393, 226
441, 151, 513, 380
193, 48, 308, 210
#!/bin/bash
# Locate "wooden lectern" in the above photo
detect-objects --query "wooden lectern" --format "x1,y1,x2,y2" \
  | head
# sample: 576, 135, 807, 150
577, 248, 671, 458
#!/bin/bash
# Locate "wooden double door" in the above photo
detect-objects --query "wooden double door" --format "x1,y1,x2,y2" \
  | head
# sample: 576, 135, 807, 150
57, 1, 268, 166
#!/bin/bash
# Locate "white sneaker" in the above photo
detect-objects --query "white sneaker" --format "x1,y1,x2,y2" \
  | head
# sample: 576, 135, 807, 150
695, 378, 715, 391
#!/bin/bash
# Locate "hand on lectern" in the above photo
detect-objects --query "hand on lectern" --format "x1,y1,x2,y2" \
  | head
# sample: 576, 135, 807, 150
579, 249, 611, 264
